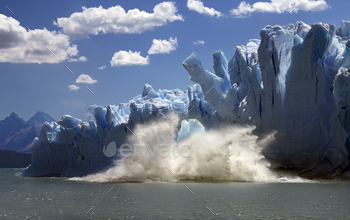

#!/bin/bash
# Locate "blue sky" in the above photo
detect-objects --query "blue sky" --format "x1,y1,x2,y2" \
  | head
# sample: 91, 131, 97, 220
0, 0, 348, 120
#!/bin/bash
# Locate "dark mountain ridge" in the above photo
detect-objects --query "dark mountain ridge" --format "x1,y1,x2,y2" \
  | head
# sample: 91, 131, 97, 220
0, 111, 55, 152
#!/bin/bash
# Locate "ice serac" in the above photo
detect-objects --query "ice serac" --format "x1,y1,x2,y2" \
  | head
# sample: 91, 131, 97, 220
257, 23, 295, 132
183, 40, 261, 124
183, 21, 350, 177
177, 119, 205, 142
337, 20, 350, 39
183, 52, 234, 120
334, 67, 350, 151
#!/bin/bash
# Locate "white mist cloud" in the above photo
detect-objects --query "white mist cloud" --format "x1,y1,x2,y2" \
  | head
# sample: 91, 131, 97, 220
231, 0, 330, 17
68, 84, 80, 91
71, 115, 277, 183
75, 74, 98, 84
0, 14, 83, 64
148, 37, 178, 55
110, 50, 149, 67
54, 2, 184, 39
98, 65, 106, 70
187, 0, 223, 17
194, 40, 205, 45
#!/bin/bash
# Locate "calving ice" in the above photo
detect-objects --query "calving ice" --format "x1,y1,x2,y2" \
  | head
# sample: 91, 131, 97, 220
70, 117, 273, 183
22, 20, 350, 180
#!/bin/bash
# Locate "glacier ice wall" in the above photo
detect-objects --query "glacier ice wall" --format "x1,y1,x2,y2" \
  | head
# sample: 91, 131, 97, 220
22, 84, 217, 177
183, 21, 350, 177
23, 21, 350, 178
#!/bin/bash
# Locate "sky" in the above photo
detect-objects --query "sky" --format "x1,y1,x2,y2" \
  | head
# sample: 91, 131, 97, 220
0, 0, 349, 121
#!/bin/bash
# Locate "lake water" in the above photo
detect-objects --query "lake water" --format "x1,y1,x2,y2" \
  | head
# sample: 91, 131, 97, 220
1, 168, 349, 219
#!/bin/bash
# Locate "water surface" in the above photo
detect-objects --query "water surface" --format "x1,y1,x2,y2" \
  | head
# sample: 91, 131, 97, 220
1, 169, 349, 219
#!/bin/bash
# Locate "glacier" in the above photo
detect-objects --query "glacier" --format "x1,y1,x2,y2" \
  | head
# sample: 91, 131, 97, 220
22, 20, 350, 179
22, 84, 214, 177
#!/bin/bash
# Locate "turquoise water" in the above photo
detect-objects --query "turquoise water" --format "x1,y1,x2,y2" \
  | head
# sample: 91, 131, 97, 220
0, 168, 350, 219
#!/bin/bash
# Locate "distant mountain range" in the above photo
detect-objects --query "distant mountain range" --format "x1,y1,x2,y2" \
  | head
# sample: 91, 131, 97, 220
0, 111, 55, 153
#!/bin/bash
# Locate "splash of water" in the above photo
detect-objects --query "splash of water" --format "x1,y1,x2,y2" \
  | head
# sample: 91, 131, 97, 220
70, 115, 279, 182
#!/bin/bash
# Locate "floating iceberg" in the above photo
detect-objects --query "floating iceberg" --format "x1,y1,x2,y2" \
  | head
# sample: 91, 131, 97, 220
23, 21, 350, 179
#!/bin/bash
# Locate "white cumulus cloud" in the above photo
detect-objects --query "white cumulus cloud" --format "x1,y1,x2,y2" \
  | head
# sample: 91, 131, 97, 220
68, 56, 87, 62
187, 0, 223, 17
148, 37, 178, 55
110, 50, 149, 67
68, 85, 80, 91
98, 65, 106, 70
0, 14, 83, 64
194, 40, 205, 45
76, 74, 98, 84
54, 2, 184, 39
231, 0, 330, 17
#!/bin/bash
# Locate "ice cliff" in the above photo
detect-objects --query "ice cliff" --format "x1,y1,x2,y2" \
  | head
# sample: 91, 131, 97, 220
183, 21, 350, 177
22, 21, 350, 178
22, 85, 214, 177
